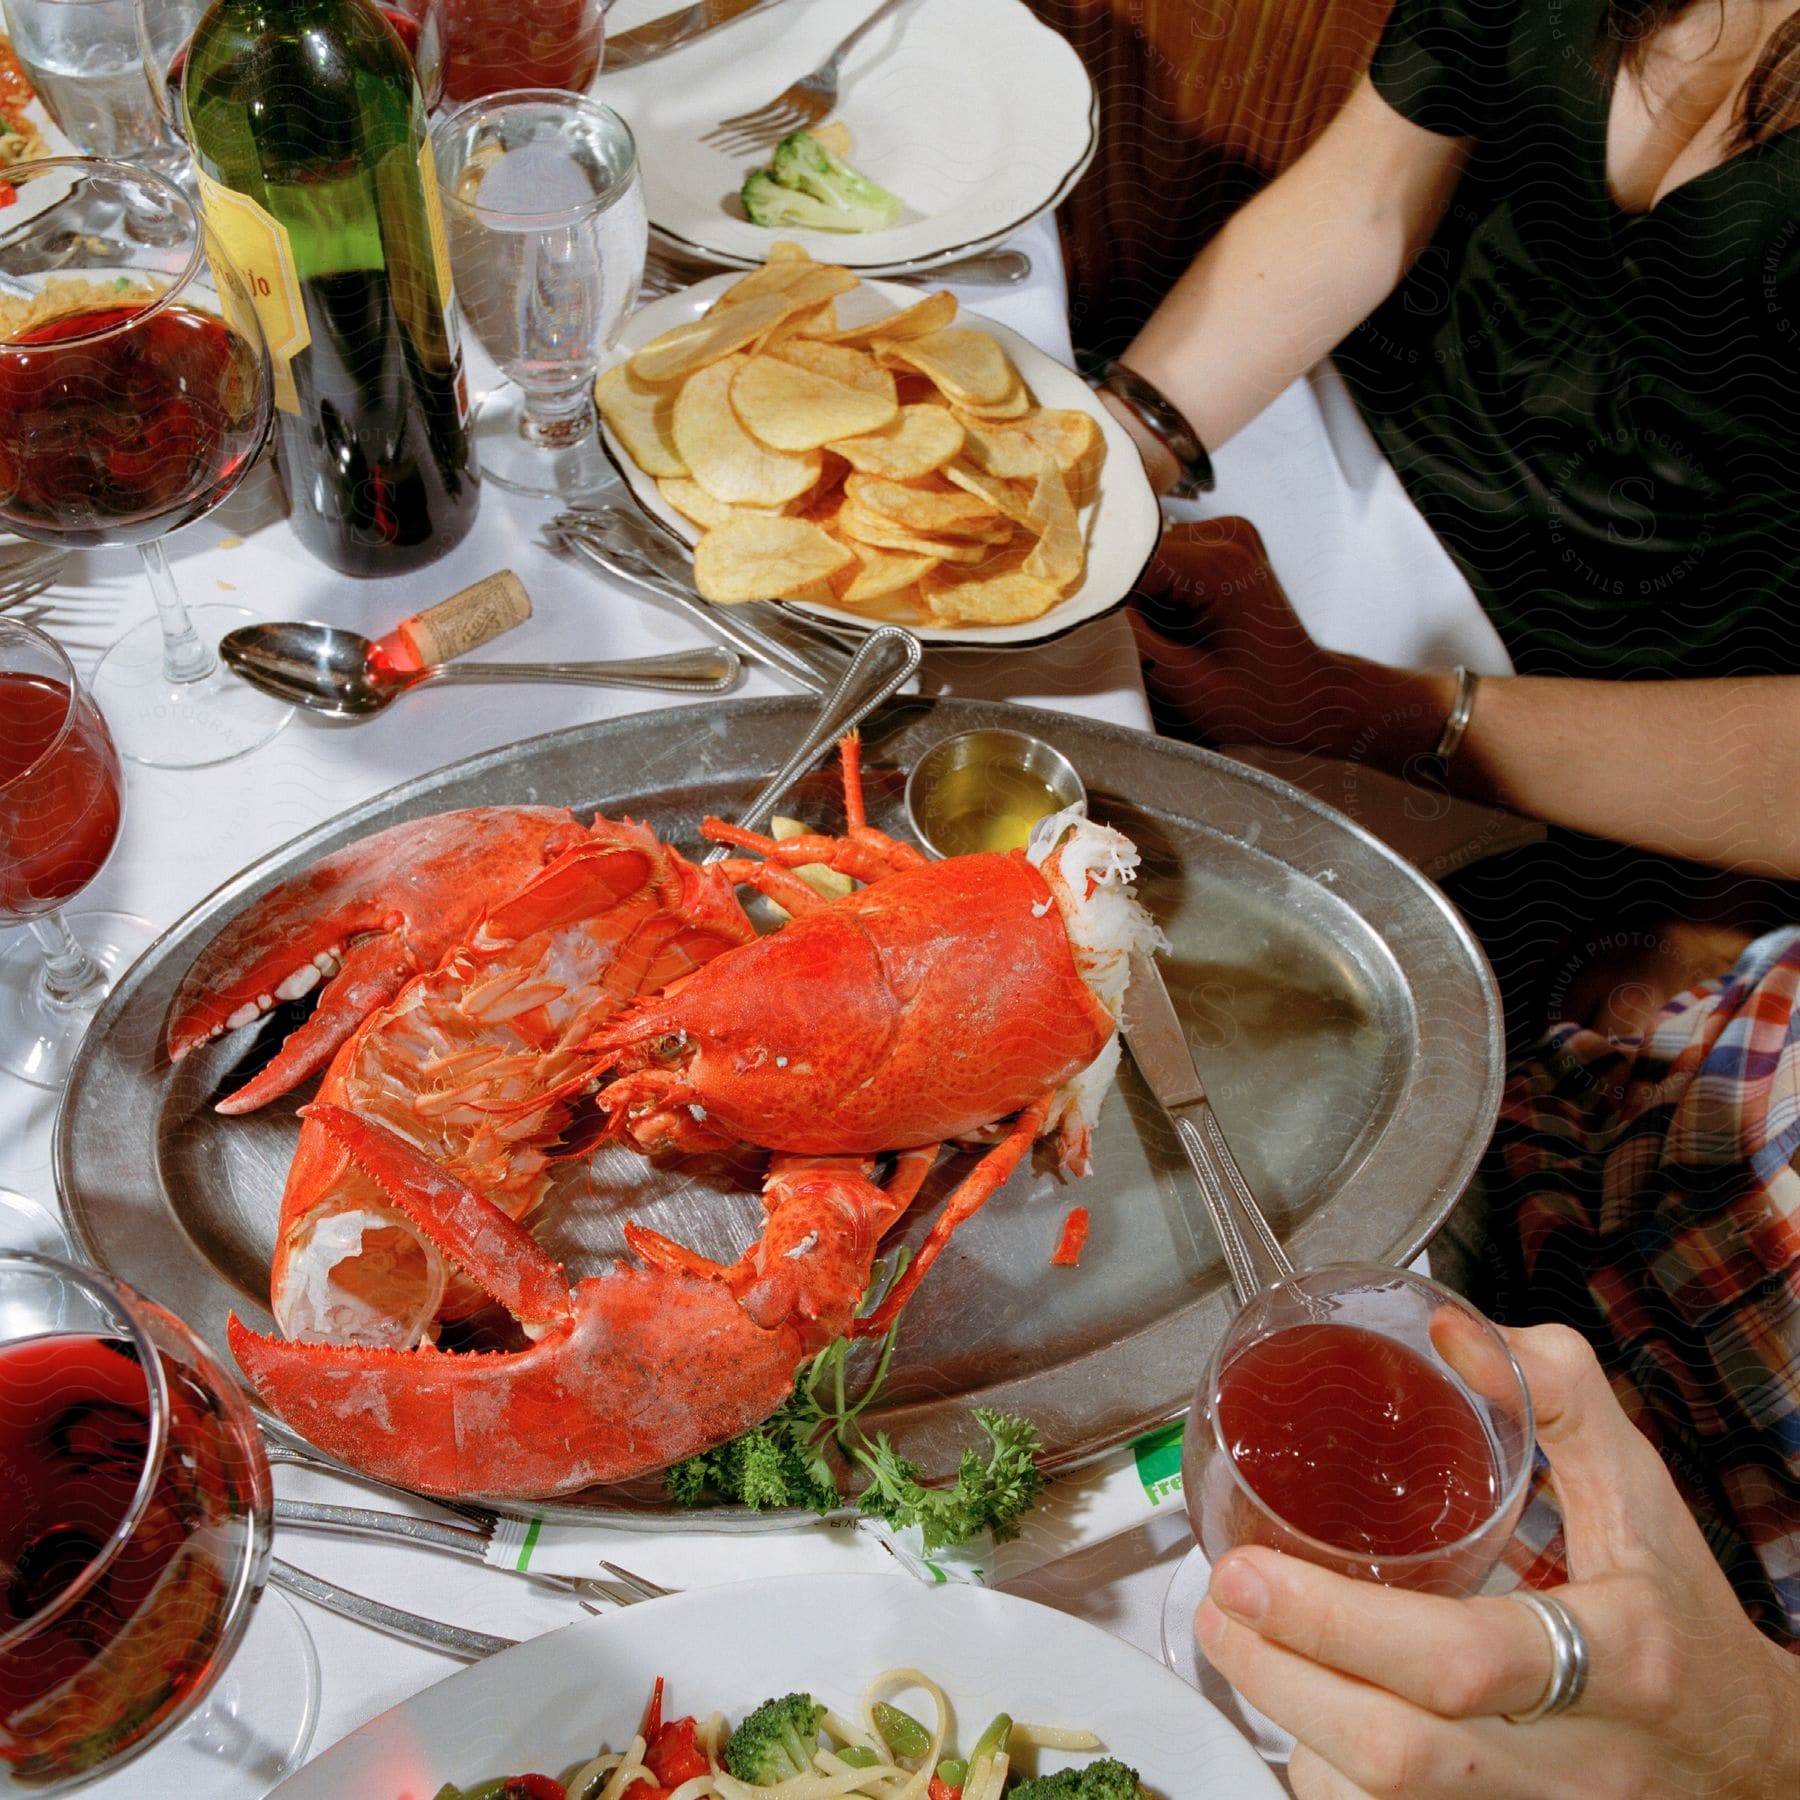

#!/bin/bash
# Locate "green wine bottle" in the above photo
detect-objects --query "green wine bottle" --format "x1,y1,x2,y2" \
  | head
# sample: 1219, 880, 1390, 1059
183, 0, 479, 576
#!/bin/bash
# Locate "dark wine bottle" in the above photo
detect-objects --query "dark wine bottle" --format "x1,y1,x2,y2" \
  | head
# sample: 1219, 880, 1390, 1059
183, 0, 479, 576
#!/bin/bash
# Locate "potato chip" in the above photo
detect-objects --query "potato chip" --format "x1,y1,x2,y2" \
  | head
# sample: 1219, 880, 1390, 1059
632, 292, 799, 383
837, 498, 991, 562
765, 239, 812, 262
942, 458, 1037, 525
822, 288, 957, 345
694, 514, 854, 603
809, 122, 853, 158
674, 354, 822, 504
846, 473, 999, 535
731, 356, 898, 450
707, 258, 857, 317
955, 374, 1032, 419
829, 404, 964, 479
958, 407, 1099, 478
1022, 463, 1084, 588
595, 362, 686, 478
657, 476, 785, 531
922, 556, 1062, 624
838, 545, 939, 602
772, 338, 895, 399
875, 327, 1015, 405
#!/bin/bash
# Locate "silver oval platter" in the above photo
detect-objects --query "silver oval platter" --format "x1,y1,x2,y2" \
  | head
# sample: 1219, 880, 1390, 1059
58, 696, 1502, 1525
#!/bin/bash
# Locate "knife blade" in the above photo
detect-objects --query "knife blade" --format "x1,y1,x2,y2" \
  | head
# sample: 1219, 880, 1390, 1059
1119, 948, 1296, 1302
603, 0, 793, 72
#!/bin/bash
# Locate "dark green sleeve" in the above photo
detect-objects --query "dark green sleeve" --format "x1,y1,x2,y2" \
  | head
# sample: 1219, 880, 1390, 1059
1369, 0, 1523, 139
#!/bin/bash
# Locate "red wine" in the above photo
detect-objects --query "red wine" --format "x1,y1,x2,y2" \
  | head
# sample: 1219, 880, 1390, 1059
1214, 1322, 1500, 1558
282, 267, 476, 574
0, 1334, 226, 1764
443, 0, 603, 102
185, 0, 479, 577
0, 303, 269, 549
0, 672, 123, 921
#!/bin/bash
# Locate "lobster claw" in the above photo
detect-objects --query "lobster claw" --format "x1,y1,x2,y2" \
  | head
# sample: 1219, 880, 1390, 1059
166, 808, 588, 1114
229, 1105, 894, 1498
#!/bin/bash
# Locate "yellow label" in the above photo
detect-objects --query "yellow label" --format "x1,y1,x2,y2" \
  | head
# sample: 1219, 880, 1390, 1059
418, 139, 454, 313
194, 169, 310, 415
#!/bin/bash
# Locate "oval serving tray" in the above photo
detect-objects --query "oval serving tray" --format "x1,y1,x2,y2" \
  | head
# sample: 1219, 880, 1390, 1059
58, 695, 1502, 1526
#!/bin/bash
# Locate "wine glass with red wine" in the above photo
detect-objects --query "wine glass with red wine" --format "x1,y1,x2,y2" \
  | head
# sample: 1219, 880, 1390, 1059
0, 158, 291, 769
440, 0, 605, 104
0, 1250, 318, 1795
1159, 1264, 1535, 1731
0, 617, 154, 1089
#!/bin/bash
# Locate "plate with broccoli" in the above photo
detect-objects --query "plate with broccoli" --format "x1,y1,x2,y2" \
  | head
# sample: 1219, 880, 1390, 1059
594, 0, 1096, 274
269, 1573, 1284, 1798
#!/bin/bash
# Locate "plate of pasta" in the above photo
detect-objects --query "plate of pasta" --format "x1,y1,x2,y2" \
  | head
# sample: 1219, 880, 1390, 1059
268, 1574, 1282, 1798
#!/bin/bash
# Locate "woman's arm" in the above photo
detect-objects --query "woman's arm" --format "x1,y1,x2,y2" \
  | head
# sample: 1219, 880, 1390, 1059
1135, 524, 1800, 878
1098, 75, 1471, 484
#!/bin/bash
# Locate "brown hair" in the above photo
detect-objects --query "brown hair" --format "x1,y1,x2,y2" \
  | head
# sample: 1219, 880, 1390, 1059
1604, 1, 1800, 146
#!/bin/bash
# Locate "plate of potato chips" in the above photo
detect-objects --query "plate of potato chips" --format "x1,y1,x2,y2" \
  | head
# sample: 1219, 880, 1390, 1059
594, 246, 1161, 645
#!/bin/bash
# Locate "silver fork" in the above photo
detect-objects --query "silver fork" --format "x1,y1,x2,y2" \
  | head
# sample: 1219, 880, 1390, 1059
704, 0, 916, 154
0, 545, 69, 615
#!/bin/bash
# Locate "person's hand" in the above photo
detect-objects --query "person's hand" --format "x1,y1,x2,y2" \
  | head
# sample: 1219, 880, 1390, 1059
1129, 517, 1358, 753
1195, 1323, 1800, 1798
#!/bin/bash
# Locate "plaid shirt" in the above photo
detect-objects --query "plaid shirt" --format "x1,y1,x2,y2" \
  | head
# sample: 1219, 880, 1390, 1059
1479, 926, 1800, 1645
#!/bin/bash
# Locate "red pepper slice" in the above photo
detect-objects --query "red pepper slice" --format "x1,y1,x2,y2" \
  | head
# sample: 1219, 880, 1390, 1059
500, 1777, 566, 1800
1050, 1205, 1090, 1266
928, 1776, 964, 1800
638, 1675, 664, 1741
644, 1717, 710, 1787
0, 178, 15, 207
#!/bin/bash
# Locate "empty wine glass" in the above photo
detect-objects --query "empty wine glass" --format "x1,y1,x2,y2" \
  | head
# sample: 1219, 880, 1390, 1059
433, 88, 646, 500
0, 157, 291, 768
0, 1250, 318, 1795
1160, 1263, 1535, 1703
0, 616, 154, 1088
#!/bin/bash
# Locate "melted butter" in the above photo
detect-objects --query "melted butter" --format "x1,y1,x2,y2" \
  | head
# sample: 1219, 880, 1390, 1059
918, 757, 1068, 857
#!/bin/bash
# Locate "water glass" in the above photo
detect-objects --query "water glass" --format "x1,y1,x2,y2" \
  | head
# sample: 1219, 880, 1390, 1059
3, 0, 184, 180
434, 87, 646, 499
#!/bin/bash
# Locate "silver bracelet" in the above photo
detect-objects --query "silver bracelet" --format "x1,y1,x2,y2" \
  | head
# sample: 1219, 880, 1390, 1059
1092, 360, 1216, 497
1433, 665, 1481, 765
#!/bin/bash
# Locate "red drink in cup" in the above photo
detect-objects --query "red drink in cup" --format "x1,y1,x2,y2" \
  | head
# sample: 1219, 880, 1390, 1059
0, 672, 122, 924
441, 0, 605, 102
1183, 1265, 1534, 1596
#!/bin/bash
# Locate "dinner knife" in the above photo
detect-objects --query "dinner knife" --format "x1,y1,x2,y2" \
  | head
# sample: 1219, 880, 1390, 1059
603, 0, 795, 72
1119, 948, 1297, 1305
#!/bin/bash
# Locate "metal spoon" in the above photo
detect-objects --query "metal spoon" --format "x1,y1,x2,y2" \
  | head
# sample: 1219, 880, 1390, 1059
219, 619, 739, 719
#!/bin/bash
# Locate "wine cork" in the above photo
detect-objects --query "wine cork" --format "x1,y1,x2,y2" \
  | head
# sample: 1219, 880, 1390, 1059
386, 571, 532, 668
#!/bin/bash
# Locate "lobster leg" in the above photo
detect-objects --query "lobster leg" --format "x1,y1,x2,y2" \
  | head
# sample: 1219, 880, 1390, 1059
854, 1096, 1051, 1337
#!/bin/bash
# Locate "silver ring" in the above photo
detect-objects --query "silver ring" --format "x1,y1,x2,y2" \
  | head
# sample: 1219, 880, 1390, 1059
1502, 1588, 1591, 1724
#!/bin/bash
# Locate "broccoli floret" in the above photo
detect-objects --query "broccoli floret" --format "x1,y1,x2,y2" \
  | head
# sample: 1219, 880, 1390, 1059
740, 131, 903, 232
723, 1693, 828, 1785
1008, 1760, 1150, 1800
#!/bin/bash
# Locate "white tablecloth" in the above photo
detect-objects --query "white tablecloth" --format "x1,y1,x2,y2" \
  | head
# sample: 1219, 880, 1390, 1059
0, 208, 1254, 1791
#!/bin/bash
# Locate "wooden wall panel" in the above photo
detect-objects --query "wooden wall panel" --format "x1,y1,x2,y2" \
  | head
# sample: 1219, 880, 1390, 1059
1025, 1, 1393, 357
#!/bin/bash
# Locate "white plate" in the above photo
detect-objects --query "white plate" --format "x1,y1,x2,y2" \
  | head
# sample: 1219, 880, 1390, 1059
595, 0, 1097, 275
269, 1573, 1285, 1798
602, 273, 1162, 647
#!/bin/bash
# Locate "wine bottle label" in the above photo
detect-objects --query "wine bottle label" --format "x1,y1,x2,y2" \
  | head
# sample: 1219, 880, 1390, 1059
193, 169, 311, 416
418, 140, 455, 314
394, 571, 532, 666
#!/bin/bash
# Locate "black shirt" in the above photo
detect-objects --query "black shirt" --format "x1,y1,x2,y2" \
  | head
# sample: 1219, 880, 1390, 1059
1337, 0, 1800, 679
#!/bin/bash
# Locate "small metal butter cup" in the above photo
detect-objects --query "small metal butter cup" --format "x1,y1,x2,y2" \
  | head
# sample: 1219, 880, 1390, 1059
904, 728, 1087, 861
